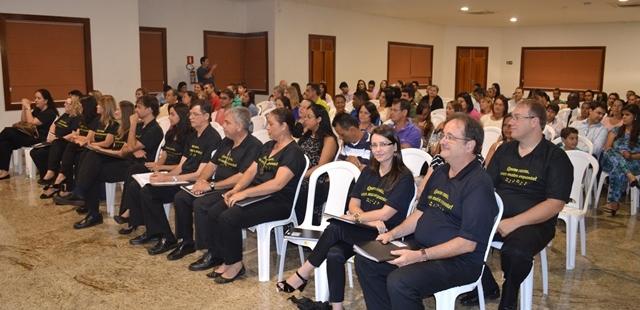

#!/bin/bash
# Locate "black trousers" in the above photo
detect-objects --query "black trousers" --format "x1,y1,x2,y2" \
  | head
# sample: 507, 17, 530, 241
140, 185, 181, 239
0, 127, 39, 171
76, 151, 134, 217
117, 162, 151, 216
355, 251, 482, 310
31, 139, 69, 177
209, 195, 292, 264
306, 222, 378, 303
60, 144, 90, 191
174, 189, 225, 249
480, 221, 555, 308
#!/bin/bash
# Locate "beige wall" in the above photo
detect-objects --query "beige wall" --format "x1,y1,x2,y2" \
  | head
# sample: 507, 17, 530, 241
0, 0, 140, 128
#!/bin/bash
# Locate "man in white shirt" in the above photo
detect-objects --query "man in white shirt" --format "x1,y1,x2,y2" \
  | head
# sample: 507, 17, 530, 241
570, 101, 608, 157
508, 87, 524, 112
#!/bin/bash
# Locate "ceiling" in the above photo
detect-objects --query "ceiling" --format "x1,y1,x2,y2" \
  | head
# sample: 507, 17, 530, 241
288, 0, 640, 27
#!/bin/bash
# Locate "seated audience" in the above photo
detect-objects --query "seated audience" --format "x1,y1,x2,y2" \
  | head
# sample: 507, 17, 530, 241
558, 127, 580, 151
214, 89, 234, 125
546, 103, 566, 136
569, 100, 608, 157
484, 113, 513, 167
462, 99, 572, 310
306, 83, 329, 111
600, 104, 640, 216
458, 92, 481, 121
481, 95, 508, 128
279, 125, 414, 309
479, 97, 493, 115
0, 89, 58, 180
355, 113, 498, 310
205, 108, 306, 283
507, 87, 524, 112
333, 113, 371, 170
128, 100, 221, 255
358, 101, 380, 133
276, 96, 292, 110
415, 97, 434, 149
338, 81, 353, 102
241, 90, 259, 117
319, 82, 333, 104
331, 94, 347, 121
389, 99, 422, 149
602, 98, 624, 130
426, 84, 443, 111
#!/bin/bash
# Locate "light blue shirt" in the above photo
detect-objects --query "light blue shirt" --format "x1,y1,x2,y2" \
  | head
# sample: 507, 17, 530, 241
570, 119, 608, 157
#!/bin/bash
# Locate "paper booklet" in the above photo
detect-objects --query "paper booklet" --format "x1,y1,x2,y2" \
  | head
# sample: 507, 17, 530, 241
353, 240, 408, 263
180, 183, 217, 198
284, 227, 323, 242
235, 194, 272, 207
132, 172, 190, 187
323, 213, 378, 231
85, 144, 124, 159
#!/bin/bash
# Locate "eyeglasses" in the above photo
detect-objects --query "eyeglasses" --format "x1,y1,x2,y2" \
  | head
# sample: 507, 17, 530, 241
370, 142, 394, 149
189, 112, 205, 117
220, 96, 230, 100
440, 133, 470, 142
511, 114, 536, 121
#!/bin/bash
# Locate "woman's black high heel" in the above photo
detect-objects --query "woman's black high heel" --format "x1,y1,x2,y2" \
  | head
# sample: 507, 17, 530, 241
277, 271, 308, 293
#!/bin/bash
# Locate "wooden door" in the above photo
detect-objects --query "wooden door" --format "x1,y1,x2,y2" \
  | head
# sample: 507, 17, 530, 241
455, 47, 488, 95
309, 35, 336, 96
139, 27, 167, 92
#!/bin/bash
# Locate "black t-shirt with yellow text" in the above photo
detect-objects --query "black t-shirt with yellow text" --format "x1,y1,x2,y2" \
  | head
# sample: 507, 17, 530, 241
253, 140, 306, 201
211, 135, 262, 181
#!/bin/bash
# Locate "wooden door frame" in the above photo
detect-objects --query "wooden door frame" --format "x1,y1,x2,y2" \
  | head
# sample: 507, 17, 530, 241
139, 26, 168, 93
454, 46, 489, 96
308, 34, 336, 95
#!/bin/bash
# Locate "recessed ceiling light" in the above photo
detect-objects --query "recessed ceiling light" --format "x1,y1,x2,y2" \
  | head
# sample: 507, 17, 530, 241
510, 17, 518, 22
460, 6, 469, 11
619, 0, 629, 2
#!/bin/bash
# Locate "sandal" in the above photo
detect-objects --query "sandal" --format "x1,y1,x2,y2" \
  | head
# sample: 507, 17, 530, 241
601, 204, 619, 216
40, 184, 60, 199
276, 270, 308, 293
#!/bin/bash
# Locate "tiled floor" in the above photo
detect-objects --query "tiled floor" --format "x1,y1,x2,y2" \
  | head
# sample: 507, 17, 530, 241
0, 175, 639, 309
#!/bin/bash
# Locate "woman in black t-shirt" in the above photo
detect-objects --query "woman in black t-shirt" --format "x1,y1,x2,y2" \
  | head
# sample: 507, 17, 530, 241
33, 96, 83, 198
0, 89, 58, 180
206, 108, 306, 284
277, 125, 415, 308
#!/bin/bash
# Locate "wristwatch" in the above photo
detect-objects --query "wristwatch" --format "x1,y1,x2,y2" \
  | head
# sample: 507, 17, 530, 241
420, 248, 429, 262
353, 212, 361, 224
172, 176, 178, 182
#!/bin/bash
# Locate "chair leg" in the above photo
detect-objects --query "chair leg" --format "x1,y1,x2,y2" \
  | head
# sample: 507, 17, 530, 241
434, 290, 456, 310
540, 248, 548, 295
314, 261, 330, 302
298, 245, 305, 265
256, 225, 271, 282
477, 281, 486, 310
105, 183, 116, 217
594, 174, 607, 209
566, 217, 578, 270
163, 203, 171, 219
277, 239, 288, 282
346, 259, 354, 288
519, 267, 534, 310
579, 218, 587, 257
24, 148, 36, 179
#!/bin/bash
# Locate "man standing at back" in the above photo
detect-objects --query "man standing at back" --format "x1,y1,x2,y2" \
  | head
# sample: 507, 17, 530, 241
197, 56, 217, 87
460, 99, 573, 310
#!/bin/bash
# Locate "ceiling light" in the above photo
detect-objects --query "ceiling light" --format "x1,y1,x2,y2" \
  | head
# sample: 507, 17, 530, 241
460, 6, 469, 11
619, 0, 629, 2
510, 17, 518, 22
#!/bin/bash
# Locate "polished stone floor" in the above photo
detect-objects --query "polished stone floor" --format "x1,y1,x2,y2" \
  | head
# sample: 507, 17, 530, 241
0, 175, 639, 309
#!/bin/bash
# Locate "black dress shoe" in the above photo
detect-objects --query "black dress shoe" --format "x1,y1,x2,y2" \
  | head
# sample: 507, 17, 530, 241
206, 270, 223, 279
189, 252, 224, 271
118, 225, 137, 235
53, 193, 85, 206
460, 287, 500, 306
167, 242, 196, 261
214, 265, 246, 284
148, 238, 178, 255
73, 214, 103, 229
129, 233, 160, 245
75, 206, 88, 214
113, 215, 129, 224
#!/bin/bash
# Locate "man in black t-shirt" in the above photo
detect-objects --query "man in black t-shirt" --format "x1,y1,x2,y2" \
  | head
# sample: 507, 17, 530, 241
197, 56, 217, 86
356, 113, 498, 310
461, 99, 573, 310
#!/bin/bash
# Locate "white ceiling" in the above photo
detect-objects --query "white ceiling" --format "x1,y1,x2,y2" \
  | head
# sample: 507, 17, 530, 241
288, 0, 640, 27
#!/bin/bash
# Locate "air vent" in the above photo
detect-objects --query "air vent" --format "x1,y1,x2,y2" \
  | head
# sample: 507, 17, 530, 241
466, 10, 496, 15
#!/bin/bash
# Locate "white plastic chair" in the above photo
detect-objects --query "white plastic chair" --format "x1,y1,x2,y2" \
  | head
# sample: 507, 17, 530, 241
628, 179, 640, 216
345, 100, 354, 113
157, 116, 171, 133
559, 150, 598, 270
431, 108, 446, 120
482, 126, 502, 158
252, 155, 309, 282
252, 129, 271, 144
551, 135, 594, 155
210, 121, 225, 139
401, 148, 432, 177
276, 161, 361, 301
17, 147, 37, 178
251, 115, 267, 131
11, 148, 24, 175
557, 108, 573, 125
543, 125, 556, 141
432, 192, 504, 310
431, 114, 445, 129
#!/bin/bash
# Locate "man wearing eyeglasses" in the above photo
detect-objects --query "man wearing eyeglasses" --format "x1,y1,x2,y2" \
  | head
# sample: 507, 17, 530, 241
460, 99, 573, 310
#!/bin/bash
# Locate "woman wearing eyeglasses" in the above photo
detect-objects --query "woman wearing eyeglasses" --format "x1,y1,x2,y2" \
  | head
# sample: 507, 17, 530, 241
277, 125, 414, 310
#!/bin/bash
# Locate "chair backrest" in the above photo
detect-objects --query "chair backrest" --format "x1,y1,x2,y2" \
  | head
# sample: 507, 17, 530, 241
301, 161, 361, 230
251, 115, 267, 131
290, 155, 310, 226
431, 108, 446, 119
401, 148, 432, 177
345, 100, 354, 113
483, 193, 505, 262
210, 121, 225, 139
157, 116, 171, 134
155, 139, 165, 162
252, 129, 271, 144
565, 150, 599, 212
551, 135, 594, 155
481, 126, 502, 158
431, 114, 445, 129
543, 125, 556, 141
